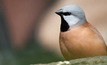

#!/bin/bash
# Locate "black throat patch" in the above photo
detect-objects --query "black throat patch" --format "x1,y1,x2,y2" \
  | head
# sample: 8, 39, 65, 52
60, 16, 69, 32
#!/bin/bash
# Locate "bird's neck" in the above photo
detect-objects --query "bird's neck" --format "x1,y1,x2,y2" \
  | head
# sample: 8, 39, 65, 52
60, 16, 86, 32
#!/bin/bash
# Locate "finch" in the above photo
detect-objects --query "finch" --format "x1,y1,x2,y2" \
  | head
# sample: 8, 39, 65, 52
55, 5, 107, 60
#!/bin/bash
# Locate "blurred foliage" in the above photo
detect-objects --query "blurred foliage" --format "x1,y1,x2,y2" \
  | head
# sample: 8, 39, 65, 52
14, 39, 63, 65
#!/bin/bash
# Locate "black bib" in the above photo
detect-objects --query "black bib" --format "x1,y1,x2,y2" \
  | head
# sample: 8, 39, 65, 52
60, 16, 69, 32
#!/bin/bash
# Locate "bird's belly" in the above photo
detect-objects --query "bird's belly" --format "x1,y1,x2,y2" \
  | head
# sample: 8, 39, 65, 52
59, 27, 107, 60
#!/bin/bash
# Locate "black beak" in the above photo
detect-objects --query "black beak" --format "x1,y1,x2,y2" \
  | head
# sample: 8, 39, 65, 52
55, 9, 63, 15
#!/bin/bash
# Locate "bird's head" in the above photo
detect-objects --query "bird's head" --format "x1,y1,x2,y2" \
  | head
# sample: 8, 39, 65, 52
56, 5, 87, 29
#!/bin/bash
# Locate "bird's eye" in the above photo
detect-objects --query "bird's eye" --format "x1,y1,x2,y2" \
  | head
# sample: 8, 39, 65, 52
63, 12, 71, 16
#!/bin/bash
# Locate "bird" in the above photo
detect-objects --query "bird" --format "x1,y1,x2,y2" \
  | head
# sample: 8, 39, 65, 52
55, 5, 107, 60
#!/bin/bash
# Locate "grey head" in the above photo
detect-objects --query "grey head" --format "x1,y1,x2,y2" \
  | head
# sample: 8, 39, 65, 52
55, 5, 87, 32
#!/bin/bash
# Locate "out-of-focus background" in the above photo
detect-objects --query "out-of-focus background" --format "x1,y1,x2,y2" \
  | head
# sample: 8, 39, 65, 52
0, 0, 107, 65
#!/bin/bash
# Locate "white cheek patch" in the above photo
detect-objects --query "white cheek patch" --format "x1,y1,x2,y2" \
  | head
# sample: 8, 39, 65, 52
63, 15, 79, 27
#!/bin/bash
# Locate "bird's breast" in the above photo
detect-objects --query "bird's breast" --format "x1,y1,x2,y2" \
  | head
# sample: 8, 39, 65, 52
59, 22, 107, 60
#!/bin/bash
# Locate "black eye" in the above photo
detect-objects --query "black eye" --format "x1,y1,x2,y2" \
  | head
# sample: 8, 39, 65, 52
63, 12, 71, 16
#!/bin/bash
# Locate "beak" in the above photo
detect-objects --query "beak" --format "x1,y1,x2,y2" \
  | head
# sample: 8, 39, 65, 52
55, 9, 63, 15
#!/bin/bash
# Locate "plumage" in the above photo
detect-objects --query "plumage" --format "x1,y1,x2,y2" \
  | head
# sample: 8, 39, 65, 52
60, 22, 107, 60
56, 5, 107, 60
